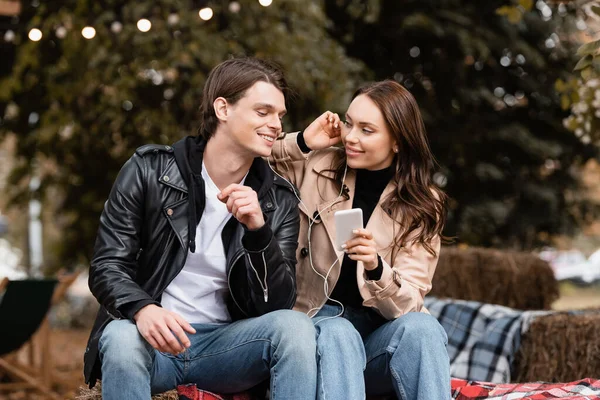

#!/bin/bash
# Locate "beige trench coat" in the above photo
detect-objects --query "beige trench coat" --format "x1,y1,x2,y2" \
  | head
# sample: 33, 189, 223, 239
269, 133, 440, 319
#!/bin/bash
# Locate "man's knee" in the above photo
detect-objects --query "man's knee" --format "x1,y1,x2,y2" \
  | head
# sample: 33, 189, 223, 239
99, 319, 153, 366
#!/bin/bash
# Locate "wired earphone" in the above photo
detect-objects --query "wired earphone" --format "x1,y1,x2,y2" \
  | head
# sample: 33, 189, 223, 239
267, 155, 349, 326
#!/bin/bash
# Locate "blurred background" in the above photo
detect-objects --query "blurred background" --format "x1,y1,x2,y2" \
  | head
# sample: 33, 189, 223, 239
2, 0, 600, 398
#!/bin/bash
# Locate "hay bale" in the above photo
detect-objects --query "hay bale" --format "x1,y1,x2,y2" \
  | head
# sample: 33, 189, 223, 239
513, 311, 600, 382
77, 385, 178, 399
431, 247, 559, 310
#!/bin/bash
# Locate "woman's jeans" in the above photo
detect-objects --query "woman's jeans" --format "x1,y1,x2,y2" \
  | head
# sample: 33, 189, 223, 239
98, 309, 317, 400
313, 304, 450, 400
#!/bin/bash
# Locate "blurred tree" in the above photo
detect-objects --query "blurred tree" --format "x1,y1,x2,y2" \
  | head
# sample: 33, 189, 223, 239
0, 0, 365, 270
558, 0, 600, 143
323, 0, 598, 248
2, 0, 598, 270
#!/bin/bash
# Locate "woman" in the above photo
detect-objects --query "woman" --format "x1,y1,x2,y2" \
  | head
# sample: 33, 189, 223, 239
270, 80, 450, 400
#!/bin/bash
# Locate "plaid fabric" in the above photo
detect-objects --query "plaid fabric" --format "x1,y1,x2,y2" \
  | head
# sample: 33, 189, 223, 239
177, 384, 254, 400
451, 378, 600, 399
424, 297, 549, 383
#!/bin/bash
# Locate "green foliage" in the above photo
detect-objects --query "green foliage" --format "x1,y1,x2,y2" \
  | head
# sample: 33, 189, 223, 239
1, 0, 598, 269
324, 0, 598, 249
496, 0, 534, 24
561, 1, 600, 145
0, 0, 366, 268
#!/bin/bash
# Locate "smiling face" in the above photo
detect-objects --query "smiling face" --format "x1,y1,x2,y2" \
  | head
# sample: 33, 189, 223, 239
341, 94, 397, 171
218, 81, 287, 158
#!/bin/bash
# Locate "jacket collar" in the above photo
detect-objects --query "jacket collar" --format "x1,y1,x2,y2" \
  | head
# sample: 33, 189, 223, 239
166, 135, 277, 198
158, 158, 188, 193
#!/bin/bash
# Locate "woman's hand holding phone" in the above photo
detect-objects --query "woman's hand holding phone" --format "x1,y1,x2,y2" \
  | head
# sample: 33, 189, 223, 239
303, 111, 342, 150
343, 228, 379, 271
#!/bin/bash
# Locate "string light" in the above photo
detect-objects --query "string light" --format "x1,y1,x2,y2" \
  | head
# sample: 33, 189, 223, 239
55, 26, 67, 38
12, 4, 281, 43
111, 21, 123, 33
137, 19, 151, 32
4, 30, 15, 42
81, 26, 96, 39
229, 2, 241, 13
168, 13, 180, 25
199, 7, 213, 21
28, 28, 42, 41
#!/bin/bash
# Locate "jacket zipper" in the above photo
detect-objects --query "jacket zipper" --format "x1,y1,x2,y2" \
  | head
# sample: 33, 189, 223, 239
227, 250, 249, 316
245, 252, 269, 303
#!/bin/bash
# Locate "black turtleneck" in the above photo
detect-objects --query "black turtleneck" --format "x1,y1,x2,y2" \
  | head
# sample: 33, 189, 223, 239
330, 165, 394, 308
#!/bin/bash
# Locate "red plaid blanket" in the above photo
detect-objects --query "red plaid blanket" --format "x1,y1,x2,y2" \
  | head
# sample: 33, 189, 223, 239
177, 379, 600, 400
452, 378, 600, 399
177, 384, 253, 400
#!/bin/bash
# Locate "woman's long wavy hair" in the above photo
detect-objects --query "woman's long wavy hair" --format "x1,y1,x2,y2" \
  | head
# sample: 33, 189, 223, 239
330, 80, 448, 256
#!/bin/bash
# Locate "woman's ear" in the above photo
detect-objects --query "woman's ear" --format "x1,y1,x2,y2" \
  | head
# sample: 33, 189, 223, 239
214, 97, 228, 121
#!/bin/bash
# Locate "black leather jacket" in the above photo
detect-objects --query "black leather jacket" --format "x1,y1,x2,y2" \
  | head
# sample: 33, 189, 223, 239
84, 137, 300, 386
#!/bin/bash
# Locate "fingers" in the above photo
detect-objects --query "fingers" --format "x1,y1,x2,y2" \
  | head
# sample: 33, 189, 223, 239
143, 332, 160, 350
148, 328, 182, 355
218, 184, 250, 202
344, 234, 375, 251
136, 307, 194, 355
345, 244, 375, 256
326, 112, 341, 130
346, 253, 376, 262
217, 185, 264, 229
227, 193, 253, 214
166, 318, 191, 350
174, 313, 196, 335
148, 330, 167, 352
222, 188, 259, 217
353, 228, 373, 239
157, 322, 184, 354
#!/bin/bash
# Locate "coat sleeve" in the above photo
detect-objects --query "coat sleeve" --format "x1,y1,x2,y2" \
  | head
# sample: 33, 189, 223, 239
88, 154, 157, 319
359, 235, 440, 320
268, 132, 311, 187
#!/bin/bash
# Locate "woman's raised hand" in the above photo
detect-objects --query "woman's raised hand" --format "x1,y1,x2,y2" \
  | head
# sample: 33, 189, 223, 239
303, 111, 342, 150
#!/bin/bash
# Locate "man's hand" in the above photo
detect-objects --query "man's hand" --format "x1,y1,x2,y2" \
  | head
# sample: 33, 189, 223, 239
134, 304, 196, 355
343, 228, 379, 271
218, 184, 265, 230
303, 111, 342, 150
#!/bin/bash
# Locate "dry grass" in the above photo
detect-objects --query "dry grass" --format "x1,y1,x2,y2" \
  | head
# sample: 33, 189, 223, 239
431, 246, 559, 310
76, 384, 179, 400
514, 311, 600, 382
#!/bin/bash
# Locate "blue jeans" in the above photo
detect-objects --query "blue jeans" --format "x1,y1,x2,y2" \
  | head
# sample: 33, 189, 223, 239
98, 309, 317, 400
313, 304, 450, 400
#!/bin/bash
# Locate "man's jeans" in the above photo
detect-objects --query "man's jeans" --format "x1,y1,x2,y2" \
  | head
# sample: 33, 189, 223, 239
313, 304, 450, 400
98, 309, 317, 400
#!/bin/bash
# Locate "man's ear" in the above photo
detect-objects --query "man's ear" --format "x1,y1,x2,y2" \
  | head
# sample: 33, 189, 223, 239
214, 97, 228, 122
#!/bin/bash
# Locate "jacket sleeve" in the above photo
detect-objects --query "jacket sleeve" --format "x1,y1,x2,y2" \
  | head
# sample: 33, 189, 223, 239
360, 235, 440, 320
269, 132, 311, 187
88, 154, 157, 319
241, 198, 300, 315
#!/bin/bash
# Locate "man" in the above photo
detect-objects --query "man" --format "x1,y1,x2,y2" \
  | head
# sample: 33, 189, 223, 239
84, 58, 317, 400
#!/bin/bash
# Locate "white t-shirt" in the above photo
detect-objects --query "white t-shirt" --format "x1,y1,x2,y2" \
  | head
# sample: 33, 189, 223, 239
161, 162, 247, 324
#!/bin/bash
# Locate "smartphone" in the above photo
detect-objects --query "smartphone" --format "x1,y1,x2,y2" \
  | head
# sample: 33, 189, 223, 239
334, 208, 363, 251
